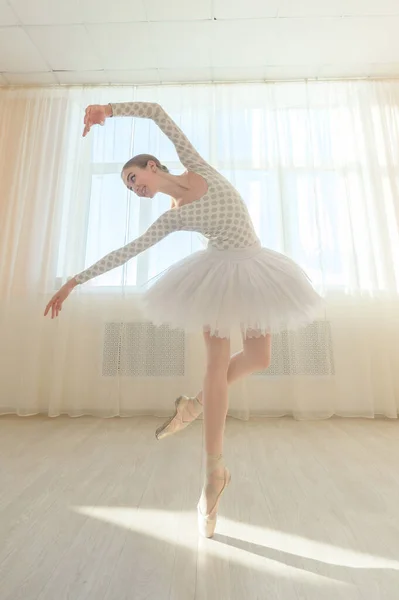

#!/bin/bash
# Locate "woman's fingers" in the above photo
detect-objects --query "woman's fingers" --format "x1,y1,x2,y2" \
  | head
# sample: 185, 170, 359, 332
44, 299, 53, 316
82, 106, 106, 137
83, 107, 91, 136
83, 106, 92, 137
44, 295, 62, 318
53, 298, 59, 319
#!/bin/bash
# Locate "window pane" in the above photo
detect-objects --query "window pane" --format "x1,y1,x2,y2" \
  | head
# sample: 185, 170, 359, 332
84, 174, 140, 286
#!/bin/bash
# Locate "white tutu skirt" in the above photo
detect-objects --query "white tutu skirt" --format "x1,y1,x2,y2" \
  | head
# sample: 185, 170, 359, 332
142, 243, 326, 338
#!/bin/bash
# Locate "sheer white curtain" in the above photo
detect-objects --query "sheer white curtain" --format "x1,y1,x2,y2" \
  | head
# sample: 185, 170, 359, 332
0, 81, 399, 419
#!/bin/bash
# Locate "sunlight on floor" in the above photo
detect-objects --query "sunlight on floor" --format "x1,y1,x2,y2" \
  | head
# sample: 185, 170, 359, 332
72, 505, 398, 588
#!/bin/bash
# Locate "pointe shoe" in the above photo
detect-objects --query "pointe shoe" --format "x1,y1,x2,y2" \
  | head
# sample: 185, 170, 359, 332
197, 456, 231, 538
155, 395, 203, 440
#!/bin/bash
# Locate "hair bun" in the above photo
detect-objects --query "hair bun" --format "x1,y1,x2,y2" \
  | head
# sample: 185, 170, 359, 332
122, 154, 169, 176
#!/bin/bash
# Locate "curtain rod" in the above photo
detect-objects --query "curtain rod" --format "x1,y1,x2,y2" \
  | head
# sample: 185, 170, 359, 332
1, 76, 399, 89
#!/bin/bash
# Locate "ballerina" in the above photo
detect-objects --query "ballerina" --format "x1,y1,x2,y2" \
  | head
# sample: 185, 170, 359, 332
45, 101, 325, 537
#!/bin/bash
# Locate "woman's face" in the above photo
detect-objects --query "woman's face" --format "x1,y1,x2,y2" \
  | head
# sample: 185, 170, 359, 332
122, 161, 158, 198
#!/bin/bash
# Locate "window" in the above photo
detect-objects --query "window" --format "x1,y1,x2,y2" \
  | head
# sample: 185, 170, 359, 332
63, 99, 396, 292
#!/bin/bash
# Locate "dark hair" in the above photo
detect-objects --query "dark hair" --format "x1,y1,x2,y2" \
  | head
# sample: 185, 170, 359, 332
122, 154, 169, 174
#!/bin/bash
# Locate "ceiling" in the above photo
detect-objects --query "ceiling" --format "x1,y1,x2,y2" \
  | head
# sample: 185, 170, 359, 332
1, 0, 399, 86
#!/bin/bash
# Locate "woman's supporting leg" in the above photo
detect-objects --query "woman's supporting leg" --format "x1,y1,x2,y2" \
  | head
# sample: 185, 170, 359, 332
198, 330, 231, 536
196, 331, 272, 405
201, 330, 231, 456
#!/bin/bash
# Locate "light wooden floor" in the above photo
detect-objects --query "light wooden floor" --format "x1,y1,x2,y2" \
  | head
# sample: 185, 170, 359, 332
1, 416, 399, 600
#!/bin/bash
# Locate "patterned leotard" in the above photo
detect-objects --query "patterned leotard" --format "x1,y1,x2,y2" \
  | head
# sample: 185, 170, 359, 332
75, 102, 260, 285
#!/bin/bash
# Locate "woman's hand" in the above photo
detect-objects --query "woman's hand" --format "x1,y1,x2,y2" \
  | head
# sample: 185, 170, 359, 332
83, 104, 113, 137
44, 278, 77, 319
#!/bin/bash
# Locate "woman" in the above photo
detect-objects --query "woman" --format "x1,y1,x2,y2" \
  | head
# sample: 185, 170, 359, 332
44, 101, 325, 538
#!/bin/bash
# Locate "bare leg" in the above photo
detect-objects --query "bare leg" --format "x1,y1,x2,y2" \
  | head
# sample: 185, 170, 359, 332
155, 331, 271, 440
198, 331, 231, 536
196, 332, 272, 405
197, 330, 272, 536
201, 331, 231, 456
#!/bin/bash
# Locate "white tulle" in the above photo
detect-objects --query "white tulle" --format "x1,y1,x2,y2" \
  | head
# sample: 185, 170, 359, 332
142, 243, 326, 338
